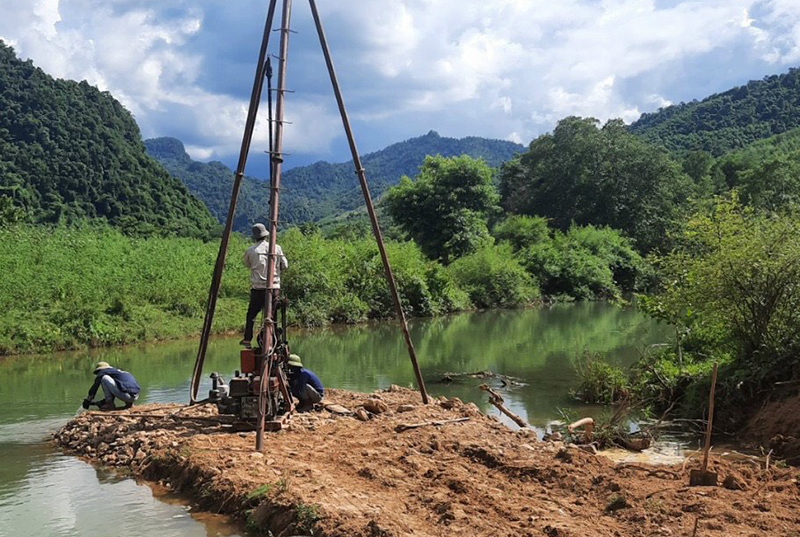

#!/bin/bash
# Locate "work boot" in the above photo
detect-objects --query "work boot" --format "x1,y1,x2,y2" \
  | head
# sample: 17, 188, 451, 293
123, 402, 134, 410
239, 339, 251, 348
99, 400, 117, 411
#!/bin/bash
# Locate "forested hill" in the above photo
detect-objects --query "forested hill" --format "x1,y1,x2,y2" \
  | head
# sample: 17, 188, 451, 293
146, 131, 523, 228
0, 42, 218, 237
630, 68, 800, 156
145, 137, 266, 232
281, 131, 522, 222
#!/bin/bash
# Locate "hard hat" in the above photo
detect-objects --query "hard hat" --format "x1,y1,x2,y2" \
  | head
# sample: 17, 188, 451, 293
287, 354, 303, 368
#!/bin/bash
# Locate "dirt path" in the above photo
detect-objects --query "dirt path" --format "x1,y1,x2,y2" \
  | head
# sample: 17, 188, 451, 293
55, 387, 800, 536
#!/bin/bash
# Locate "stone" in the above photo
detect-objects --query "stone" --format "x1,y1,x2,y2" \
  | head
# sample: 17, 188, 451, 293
396, 404, 415, 413
354, 408, 370, 422
363, 399, 388, 414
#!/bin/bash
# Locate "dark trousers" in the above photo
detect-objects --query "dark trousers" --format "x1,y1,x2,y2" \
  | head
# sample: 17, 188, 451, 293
243, 289, 280, 341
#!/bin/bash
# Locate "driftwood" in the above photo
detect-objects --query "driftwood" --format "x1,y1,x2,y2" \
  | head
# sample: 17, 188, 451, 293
394, 417, 470, 433
440, 371, 525, 386
568, 417, 595, 442
478, 384, 530, 429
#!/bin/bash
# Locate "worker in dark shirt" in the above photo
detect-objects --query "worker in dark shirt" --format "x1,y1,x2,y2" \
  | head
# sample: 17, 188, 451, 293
286, 354, 323, 412
82, 362, 141, 411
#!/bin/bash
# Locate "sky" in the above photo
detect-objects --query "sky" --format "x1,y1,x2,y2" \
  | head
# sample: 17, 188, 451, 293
2, 0, 800, 177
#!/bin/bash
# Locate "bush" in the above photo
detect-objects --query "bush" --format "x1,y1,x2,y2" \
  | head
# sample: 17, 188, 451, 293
572, 351, 630, 404
0, 224, 471, 354
637, 194, 800, 424
447, 244, 539, 308
518, 225, 646, 300
492, 215, 549, 251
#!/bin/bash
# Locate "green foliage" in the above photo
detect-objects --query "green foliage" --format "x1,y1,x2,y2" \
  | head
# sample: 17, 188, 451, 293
711, 127, 800, 212
147, 131, 522, 229
500, 117, 694, 252
294, 503, 321, 533
280, 228, 469, 325
0, 195, 26, 226
631, 68, 800, 156
0, 42, 217, 238
640, 195, 800, 422
517, 225, 647, 301
572, 351, 630, 404
385, 155, 500, 262
492, 215, 549, 251
447, 244, 538, 309
0, 224, 470, 355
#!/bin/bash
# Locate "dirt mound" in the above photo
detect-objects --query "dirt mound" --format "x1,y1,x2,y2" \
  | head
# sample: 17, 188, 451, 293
746, 391, 800, 464
55, 388, 800, 537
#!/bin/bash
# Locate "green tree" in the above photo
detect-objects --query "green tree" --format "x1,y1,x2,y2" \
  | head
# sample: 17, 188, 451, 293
499, 117, 693, 252
646, 194, 800, 393
384, 155, 500, 262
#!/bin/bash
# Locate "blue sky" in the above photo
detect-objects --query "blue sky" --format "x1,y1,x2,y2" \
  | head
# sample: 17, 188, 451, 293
2, 0, 800, 177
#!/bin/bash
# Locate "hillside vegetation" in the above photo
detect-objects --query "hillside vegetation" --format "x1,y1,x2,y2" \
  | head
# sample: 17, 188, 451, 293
146, 131, 522, 229
0, 42, 217, 237
630, 68, 800, 156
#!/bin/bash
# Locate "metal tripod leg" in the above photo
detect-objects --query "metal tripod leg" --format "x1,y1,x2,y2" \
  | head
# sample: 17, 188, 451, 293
307, 0, 429, 404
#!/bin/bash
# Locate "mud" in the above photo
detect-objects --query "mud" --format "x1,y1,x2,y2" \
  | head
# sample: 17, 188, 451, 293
55, 387, 800, 537
746, 391, 800, 465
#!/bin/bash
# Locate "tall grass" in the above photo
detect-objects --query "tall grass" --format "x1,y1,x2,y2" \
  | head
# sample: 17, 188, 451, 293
0, 225, 471, 354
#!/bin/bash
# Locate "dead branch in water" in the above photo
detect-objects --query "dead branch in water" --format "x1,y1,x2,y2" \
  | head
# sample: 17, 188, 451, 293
440, 370, 525, 386
478, 384, 530, 429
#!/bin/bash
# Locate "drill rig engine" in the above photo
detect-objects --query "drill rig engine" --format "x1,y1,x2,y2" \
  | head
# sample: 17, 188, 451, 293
208, 302, 293, 426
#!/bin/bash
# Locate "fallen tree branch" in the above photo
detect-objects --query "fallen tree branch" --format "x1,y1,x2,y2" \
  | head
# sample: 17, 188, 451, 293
479, 384, 530, 429
394, 417, 470, 433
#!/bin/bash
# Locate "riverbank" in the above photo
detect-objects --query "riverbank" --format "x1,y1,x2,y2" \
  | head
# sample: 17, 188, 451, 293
55, 387, 800, 537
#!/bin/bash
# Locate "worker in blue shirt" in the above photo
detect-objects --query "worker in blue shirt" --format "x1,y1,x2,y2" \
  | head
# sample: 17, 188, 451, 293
82, 362, 141, 411
286, 354, 323, 411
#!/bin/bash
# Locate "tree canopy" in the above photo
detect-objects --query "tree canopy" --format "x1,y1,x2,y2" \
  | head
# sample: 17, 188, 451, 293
0, 42, 217, 237
384, 155, 500, 263
499, 117, 694, 252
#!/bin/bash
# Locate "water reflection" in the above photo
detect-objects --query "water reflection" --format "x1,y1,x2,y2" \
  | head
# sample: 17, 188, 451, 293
0, 304, 670, 536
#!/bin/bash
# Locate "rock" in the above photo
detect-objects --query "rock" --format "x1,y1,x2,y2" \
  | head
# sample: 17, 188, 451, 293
723, 474, 747, 491
387, 384, 403, 392
543, 431, 562, 442
324, 404, 352, 415
354, 408, 370, 422
363, 399, 388, 414
396, 404, 415, 413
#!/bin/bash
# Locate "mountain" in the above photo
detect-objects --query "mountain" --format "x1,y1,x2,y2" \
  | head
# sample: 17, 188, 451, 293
630, 68, 800, 156
0, 42, 217, 237
144, 137, 265, 232
146, 131, 523, 229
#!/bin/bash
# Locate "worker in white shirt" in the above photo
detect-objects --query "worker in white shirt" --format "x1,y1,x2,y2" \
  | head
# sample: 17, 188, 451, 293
241, 223, 288, 348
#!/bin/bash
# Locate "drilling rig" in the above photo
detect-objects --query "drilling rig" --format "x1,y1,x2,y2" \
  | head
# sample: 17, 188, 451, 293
187, 0, 429, 451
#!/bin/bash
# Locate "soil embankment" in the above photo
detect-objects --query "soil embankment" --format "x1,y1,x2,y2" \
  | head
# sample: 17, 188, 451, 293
55, 388, 800, 537
746, 391, 800, 465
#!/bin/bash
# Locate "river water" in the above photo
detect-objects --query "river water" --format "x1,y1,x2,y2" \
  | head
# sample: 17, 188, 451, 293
0, 304, 671, 536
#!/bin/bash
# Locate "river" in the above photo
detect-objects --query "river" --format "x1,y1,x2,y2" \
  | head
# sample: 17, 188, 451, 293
0, 303, 671, 536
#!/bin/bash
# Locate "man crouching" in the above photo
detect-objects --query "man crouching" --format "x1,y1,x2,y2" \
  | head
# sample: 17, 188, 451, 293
286, 354, 323, 412
82, 362, 141, 411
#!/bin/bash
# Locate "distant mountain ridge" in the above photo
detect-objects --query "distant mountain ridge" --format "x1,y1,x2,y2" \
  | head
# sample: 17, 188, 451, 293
0, 41, 217, 237
146, 131, 523, 229
630, 68, 800, 156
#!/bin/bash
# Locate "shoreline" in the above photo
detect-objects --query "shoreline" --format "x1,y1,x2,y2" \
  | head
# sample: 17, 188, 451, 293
54, 387, 800, 537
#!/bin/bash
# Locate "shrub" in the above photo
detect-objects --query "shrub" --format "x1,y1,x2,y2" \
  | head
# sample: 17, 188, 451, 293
447, 244, 539, 308
572, 351, 630, 404
518, 225, 646, 300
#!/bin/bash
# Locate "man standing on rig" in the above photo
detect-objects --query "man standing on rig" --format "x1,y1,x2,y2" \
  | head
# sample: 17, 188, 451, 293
241, 222, 288, 348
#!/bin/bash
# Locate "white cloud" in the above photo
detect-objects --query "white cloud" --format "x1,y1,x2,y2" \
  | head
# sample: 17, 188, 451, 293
2, 0, 800, 159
